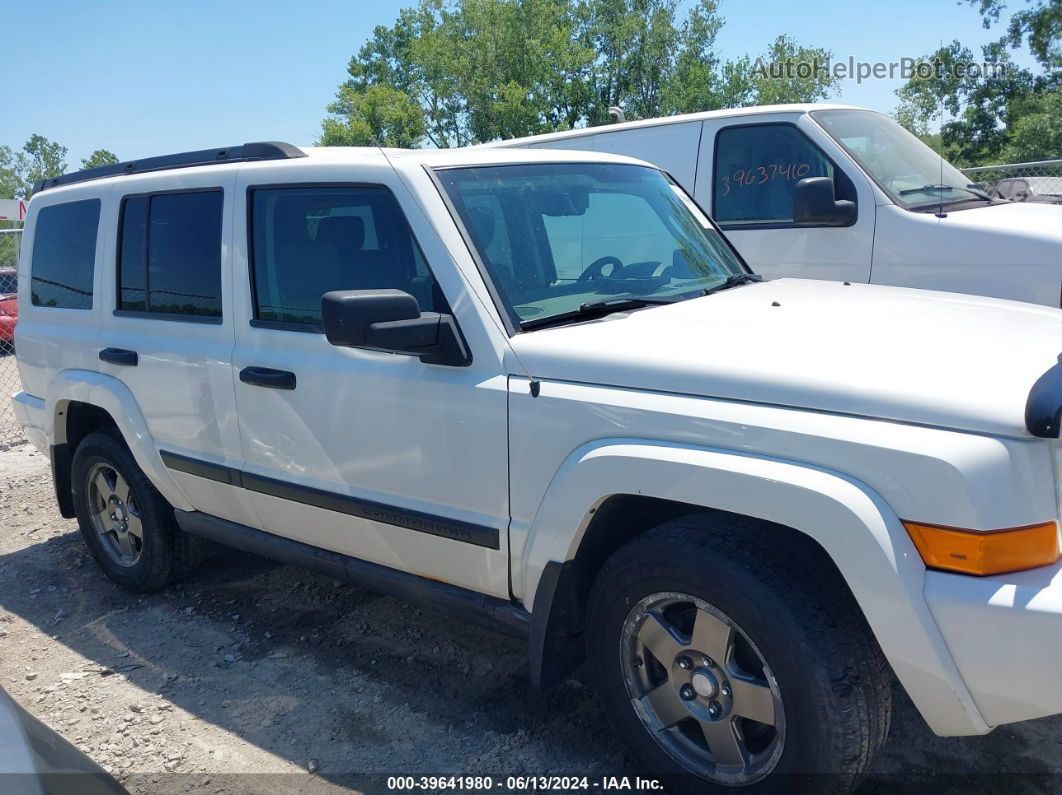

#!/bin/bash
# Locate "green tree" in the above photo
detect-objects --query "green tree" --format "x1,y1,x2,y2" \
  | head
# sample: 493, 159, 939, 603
0, 135, 70, 266
968, 0, 1061, 70
320, 84, 427, 147
745, 35, 838, 105
0, 147, 19, 268
896, 1, 1060, 165
81, 149, 120, 170
895, 39, 1043, 165
339, 0, 595, 147
16, 134, 68, 196
0, 146, 18, 199
323, 0, 837, 147
1002, 89, 1062, 160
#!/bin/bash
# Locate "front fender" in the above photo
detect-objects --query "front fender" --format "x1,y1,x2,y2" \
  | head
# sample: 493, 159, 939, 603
46, 369, 194, 512
521, 439, 989, 737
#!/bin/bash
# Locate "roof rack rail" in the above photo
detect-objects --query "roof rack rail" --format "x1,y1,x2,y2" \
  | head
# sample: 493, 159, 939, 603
32, 141, 306, 194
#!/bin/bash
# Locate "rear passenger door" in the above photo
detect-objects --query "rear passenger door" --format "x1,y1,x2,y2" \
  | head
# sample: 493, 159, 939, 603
229, 168, 510, 598
95, 169, 259, 529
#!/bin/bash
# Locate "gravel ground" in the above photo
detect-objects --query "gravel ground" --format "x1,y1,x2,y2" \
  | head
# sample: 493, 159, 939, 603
2, 443, 1062, 794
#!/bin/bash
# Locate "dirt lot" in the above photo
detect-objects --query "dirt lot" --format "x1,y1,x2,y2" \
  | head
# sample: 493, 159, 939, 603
1, 443, 1061, 794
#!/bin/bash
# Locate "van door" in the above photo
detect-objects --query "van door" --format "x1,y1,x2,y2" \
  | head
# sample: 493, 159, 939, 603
695, 114, 875, 283
227, 164, 511, 598
95, 168, 259, 530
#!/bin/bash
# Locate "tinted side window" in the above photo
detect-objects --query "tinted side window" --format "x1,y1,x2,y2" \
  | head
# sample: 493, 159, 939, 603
250, 186, 445, 327
713, 125, 833, 225
31, 199, 100, 309
118, 190, 223, 318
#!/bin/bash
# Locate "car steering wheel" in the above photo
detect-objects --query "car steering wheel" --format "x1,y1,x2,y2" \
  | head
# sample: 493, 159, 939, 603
577, 255, 623, 282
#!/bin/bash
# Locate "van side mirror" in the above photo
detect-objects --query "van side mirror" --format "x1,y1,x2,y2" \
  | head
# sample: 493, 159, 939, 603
793, 177, 856, 226
321, 289, 470, 367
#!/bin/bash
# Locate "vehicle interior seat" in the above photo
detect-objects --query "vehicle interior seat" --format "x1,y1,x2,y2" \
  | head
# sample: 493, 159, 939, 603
464, 207, 519, 303
268, 198, 343, 320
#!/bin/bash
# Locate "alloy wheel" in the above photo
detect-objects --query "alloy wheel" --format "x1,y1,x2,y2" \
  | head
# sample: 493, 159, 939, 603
86, 462, 144, 568
620, 591, 786, 785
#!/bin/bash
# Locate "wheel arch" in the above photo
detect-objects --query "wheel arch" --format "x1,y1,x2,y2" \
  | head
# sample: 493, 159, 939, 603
522, 439, 989, 737
45, 370, 193, 516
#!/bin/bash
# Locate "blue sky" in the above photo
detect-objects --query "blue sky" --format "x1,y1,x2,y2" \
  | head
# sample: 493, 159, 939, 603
1, 0, 1032, 169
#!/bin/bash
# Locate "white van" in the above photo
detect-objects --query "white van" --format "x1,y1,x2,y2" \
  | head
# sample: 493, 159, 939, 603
488, 104, 1062, 308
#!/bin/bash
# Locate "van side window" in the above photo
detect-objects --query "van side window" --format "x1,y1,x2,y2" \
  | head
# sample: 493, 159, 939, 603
713, 125, 834, 225
30, 199, 100, 309
249, 186, 446, 328
117, 190, 223, 319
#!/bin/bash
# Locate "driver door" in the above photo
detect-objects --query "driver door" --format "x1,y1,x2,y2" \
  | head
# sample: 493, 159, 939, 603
229, 167, 512, 598
696, 114, 876, 284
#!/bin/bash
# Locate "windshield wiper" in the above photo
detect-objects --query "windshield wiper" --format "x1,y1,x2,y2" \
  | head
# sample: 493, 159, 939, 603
518, 295, 681, 331
701, 273, 763, 296
899, 183, 991, 200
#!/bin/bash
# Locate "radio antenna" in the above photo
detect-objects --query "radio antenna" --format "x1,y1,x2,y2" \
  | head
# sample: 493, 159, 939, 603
935, 41, 947, 219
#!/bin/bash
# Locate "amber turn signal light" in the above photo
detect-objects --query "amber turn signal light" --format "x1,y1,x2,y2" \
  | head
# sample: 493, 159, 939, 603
903, 520, 1060, 576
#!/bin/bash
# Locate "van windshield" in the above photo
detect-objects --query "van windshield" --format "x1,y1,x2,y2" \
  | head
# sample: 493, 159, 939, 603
812, 109, 989, 209
435, 163, 746, 329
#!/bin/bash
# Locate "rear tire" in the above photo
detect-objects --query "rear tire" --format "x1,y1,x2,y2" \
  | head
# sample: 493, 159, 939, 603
71, 430, 199, 592
585, 514, 891, 794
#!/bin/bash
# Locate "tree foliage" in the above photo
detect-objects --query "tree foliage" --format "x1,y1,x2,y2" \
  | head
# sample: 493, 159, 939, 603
321, 0, 838, 148
895, 2, 1060, 165
18, 135, 68, 196
0, 135, 69, 198
321, 84, 427, 147
81, 149, 120, 170
0, 135, 71, 267
968, 0, 1061, 70
1003, 89, 1062, 160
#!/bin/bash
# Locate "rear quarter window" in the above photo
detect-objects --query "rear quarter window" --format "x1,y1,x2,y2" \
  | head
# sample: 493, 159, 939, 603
30, 199, 101, 309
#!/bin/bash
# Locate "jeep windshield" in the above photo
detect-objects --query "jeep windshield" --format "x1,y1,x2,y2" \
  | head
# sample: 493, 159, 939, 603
435, 163, 747, 330
811, 109, 992, 210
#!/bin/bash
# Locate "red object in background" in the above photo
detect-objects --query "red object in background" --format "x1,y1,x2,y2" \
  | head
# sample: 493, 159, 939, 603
0, 268, 17, 345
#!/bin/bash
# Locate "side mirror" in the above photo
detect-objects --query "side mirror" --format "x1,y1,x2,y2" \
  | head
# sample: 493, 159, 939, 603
321, 289, 470, 367
793, 177, 856, 226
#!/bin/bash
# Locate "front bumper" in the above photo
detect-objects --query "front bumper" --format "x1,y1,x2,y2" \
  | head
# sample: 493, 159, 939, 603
11, 390, 47, 452
926, 552, 1062, 727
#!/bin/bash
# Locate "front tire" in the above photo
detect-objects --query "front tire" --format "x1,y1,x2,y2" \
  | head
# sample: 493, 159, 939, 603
585, 515, 891, 794
71, 430, 196, 592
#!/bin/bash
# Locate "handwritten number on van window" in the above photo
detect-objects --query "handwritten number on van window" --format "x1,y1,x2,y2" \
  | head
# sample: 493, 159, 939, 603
723, 163, 811, 195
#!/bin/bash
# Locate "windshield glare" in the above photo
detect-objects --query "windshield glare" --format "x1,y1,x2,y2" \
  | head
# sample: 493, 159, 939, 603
813, 110, 977, 208
435, 163, 745, 327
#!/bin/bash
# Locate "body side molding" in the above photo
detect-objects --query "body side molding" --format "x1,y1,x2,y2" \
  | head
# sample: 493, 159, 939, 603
160, 450, 500, 549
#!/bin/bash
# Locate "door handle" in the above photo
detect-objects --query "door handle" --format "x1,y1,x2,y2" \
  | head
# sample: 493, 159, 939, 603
240, 366, 296, 390
99, 347, 138, 366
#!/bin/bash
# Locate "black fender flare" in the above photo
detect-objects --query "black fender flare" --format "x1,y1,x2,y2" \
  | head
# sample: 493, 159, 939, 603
528, 560, 585, 688
1027, 354, 1062, 438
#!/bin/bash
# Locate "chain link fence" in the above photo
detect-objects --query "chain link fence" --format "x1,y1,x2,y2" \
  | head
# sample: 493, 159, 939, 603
0, 227, 23, 448
962, 159, 1062, 204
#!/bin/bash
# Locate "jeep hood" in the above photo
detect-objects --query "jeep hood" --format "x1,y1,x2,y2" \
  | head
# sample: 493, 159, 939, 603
509, 279, 1062, 438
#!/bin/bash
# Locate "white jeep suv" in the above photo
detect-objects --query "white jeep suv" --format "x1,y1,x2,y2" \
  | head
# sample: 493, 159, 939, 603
11, 142, 1062, 793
